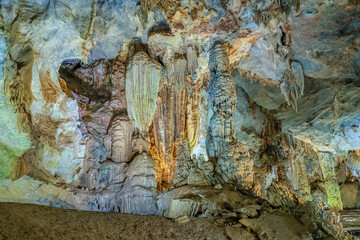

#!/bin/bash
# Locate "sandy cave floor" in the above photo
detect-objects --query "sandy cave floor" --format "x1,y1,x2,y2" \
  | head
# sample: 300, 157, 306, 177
0, 202, 247, 240
2, 202, 357, 240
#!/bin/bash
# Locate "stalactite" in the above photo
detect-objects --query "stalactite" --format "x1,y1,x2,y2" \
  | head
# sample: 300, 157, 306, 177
260, 108, 282, 151
237, 68, 281, 87
174, 58, 187, 89
110, 55, 127, 109
125, 51, 163, 137
186, 45, 198, 78
139, 0, 177, 23
291, 62, 304, 97
150, 53, 202, 190
151, 84, 186, 188
148, 124, 164, 190
280, 61, 304, 112
186, 87, 201, 149
165, 52, 187, 89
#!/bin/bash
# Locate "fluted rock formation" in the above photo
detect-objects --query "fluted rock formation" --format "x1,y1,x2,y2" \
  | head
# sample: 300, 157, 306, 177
207, 40, 254, 189
173, 139, 213, 187
150, 53, 202, 189
110, 116, 134, 163
173, 139, 193, 186
125, 51, 162, 138
116, 152, 158, 215
0, 32, 32, 180
207, 41, 237, 155
280, 61, 305, 111
151, 82, 187, 188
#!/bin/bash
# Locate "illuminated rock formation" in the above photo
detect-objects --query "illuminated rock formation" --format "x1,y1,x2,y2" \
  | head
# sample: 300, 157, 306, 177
0, 0, 359, 238
125, 51, 162, 138
150, 51, 202, 189
207, 40, 254, 189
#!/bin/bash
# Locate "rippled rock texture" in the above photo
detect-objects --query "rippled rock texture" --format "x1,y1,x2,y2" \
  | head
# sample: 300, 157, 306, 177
0, 0, 359, 239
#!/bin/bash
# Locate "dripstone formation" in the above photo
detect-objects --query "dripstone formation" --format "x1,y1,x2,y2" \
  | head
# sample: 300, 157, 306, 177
0, 0, 359, 239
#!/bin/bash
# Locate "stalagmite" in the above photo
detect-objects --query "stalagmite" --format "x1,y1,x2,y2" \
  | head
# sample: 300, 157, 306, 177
207, 40, 254, 189
110, 116, 134, 163
118, 152, 158, 214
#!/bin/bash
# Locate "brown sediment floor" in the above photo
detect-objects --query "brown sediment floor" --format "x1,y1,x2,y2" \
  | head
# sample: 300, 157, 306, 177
3, 202, 356, 240
0, 202, 240, 240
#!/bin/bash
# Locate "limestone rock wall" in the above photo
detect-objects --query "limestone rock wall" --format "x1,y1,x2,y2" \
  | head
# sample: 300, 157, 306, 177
0, 0, 359, 228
